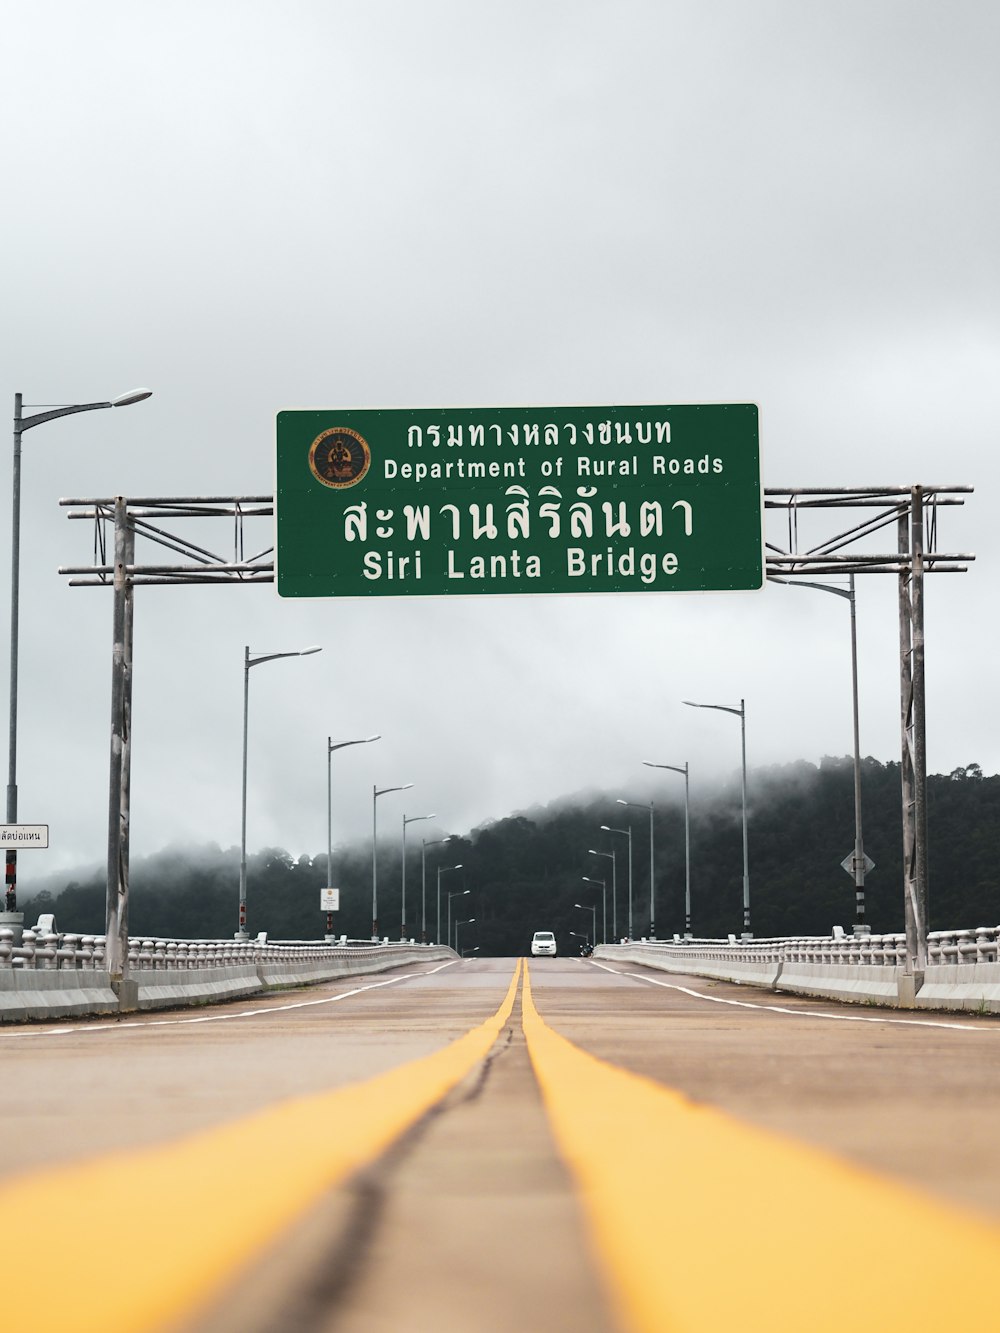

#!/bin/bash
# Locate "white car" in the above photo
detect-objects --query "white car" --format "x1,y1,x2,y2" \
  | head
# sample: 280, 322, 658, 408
530, 930, 557, 957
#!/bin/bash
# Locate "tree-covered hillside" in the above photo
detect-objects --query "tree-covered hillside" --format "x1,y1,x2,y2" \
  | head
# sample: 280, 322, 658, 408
19, 757, 1000, 957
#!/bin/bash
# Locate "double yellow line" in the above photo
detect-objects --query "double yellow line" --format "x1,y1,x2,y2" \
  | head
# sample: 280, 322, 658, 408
2, 964, 521, 1333
6, 960, 1000, 1333
521, 963, 1000, 1333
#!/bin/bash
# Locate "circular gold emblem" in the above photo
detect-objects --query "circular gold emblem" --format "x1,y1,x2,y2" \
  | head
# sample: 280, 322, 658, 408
308, 427, 371, 489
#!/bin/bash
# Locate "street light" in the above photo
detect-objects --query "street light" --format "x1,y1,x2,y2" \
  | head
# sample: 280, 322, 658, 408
447, 885, 470, 954
589, 845, 617, 941
422, 836, 452, 943
581, 876, 606, 944
401, 812, 436, 940
6, 388, 152, 912
437, 862, 463, 945
327, 735, 380, 909
772, 575, 869, 931
455, 916, 475, 953
618, 798, 655, 938
684, 698, 750, 937
600, 824, 633, 938
574, 901, 597, 945
239, 644, 321, 939
644, 761, 692, 937
372, 782, 413, 939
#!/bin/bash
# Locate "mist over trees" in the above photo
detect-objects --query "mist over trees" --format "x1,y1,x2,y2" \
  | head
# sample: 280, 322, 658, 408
19, 757, 1000, 957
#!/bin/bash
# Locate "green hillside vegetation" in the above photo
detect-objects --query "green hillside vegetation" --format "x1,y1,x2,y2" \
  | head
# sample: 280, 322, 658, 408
18, 757, 1000, 958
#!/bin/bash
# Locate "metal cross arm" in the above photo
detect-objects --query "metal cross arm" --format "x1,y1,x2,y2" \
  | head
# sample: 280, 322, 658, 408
59, 495, 276, 586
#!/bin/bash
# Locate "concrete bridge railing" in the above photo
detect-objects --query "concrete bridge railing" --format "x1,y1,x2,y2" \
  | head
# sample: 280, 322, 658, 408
0, 929, 454, 1022
595, 926, 1000, 1012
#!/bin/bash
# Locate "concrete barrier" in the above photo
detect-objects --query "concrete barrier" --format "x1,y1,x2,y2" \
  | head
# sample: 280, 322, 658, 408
133, 964, 264, 1010
604, 942, 781, 989
916, 962, 1000, 1013
596, 933, 1000, 1013
0, 932, 455, 1022
774, 962, 902, 1005
0, 968, 119, 1020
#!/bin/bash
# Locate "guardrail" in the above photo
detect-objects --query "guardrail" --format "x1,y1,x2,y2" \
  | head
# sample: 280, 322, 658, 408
595, 926, 1000, 1012
0, 929, 455, 1022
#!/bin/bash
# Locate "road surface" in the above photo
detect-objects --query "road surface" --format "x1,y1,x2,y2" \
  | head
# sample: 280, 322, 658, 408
4, 955, 1000, 1332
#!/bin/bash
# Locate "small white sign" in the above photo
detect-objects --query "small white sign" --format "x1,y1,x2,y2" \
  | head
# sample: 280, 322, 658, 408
0, 824, 49, 849
320, 888, 340, 911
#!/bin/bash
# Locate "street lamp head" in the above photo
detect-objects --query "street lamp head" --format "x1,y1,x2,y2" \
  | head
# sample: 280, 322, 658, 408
616, 799, 628, 807
111, 388, 153, 407
365, 734, 381, 742
299, 645, 322, 656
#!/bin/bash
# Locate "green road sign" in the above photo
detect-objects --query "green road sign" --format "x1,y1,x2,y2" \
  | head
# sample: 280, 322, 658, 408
276, 404, 761, 598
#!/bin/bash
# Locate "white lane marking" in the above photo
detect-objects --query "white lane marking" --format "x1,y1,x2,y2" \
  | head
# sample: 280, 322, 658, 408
1, 959, 459, 1039
588, 960, 995, 1033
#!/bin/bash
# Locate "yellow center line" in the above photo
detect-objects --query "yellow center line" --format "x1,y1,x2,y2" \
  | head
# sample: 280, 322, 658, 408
522, 961, 1000, 1333
1, 958, 522, 1333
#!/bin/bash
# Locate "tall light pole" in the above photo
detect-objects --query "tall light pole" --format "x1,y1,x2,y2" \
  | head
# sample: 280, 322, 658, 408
422, 836, 452, 944
437, 863, 463, 945
447, 885, 470, 954
685, 698, 750, 937
455, 916, 475, 953
589, 845, 617, 941
401, 812, 436, 940
372, 782, 413, 939
574, 900, 597, 945
772, 575, 869, 932
644, 761, 692, 937
618, 798, 655, 937
327, 734, 380, 895
581, 876, 606, 944
6, 388, 151, 913
239, 644, 321, 939
601, 824, 633, 938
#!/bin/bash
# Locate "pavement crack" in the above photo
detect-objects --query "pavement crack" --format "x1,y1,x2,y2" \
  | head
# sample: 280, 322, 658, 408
252, 1021, 517, 1333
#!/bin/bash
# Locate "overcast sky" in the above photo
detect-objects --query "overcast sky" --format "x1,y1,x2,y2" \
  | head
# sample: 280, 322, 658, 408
2, 1, 997, 888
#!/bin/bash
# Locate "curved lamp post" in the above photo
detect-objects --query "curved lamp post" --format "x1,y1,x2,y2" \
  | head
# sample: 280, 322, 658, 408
7, 388, 152, 911
573, 901, 597, 945
326, 734, 380, 928
436, 862, 463, 945
589, 845, 617, 941
401, 812, 436, 940
684, 698, 750, 937
644, 761, 691, 937
600, 823, 633, 938
447, 885, 470, 955
422, 836, 452, 943
581, 876, 606, 944
455, 916, 475, 953
772, 575, 868, 930
372, 782, 412, 939
239, 645, 321, 938
618, 798, 655, 937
